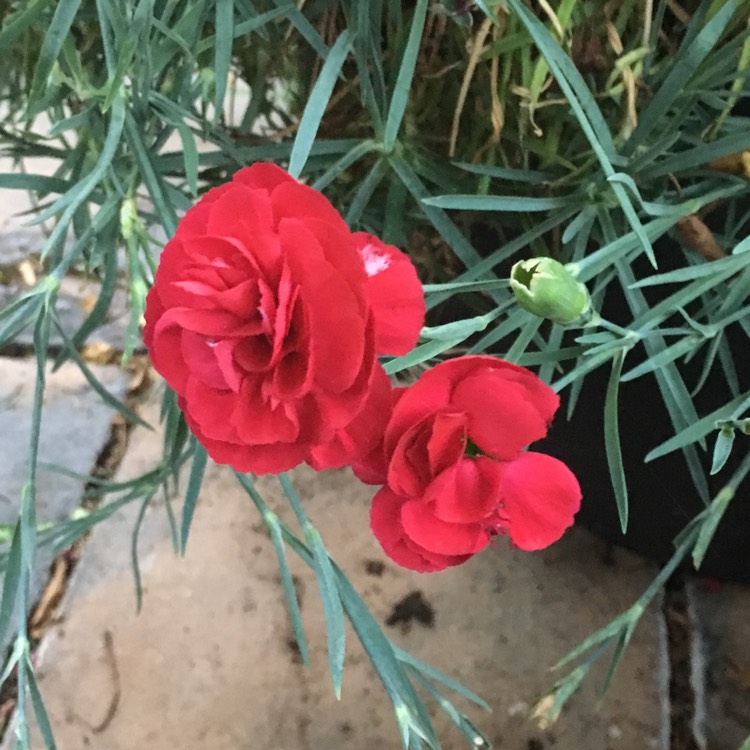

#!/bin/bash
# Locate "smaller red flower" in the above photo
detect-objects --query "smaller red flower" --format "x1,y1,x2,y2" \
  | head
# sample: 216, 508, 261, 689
360, 356, 581, 572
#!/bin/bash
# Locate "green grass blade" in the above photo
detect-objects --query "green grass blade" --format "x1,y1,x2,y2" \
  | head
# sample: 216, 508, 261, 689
37, 95, 126, 260
409, 671, 491, 749
620, 336, 702, 382
272, 0, 328, 58
388, 154, 484, 270
307, 525, 346, 698
0, 173, 73, 194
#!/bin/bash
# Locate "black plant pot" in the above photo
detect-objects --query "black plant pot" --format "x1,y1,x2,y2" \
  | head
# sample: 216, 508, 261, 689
537, 255, 750, 582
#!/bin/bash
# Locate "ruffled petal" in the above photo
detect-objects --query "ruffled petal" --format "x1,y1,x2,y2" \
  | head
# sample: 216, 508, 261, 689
308, 363, 392, 471
183, 405, 308, 474
353, 232, 425, 356
499, 451, 581, 551
400, 500, 490, 556
453, 364, 559, 460
426, 456, 503, 524
370, 488, 460, 573
280, 217, 366, 395
233, 162, 297, 193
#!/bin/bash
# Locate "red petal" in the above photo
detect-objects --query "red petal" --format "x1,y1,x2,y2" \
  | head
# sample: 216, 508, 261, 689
353, 232, 425, 356
204, 185, 281, 278
308, 363, 392, 470
157, 306, 259, 337
388, 420, 434, 497
500, 452, 581, 551
174, 183, 234, 238
400, 500, 490, 556
233, 162, 296, 193
280, 218, 366, 394
184, 378, 243, 442
426, 412, 468, 476
148, 317, 189, 394
426, 456, 503, 524
231, 378, 300, 445
352, 387, 407, 485
452, 364, 559, 460
143, 285, 165, 352
313, 310, 377, 429
270, 181, 351, 236
384, 375, 452, 458
370, 488, 458, 573
386, 409, 465, 497
180, 332, 241, 392
184, 407, 308, 474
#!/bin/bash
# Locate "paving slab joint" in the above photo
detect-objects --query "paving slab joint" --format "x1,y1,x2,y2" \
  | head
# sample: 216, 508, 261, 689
663, 571, 707, 750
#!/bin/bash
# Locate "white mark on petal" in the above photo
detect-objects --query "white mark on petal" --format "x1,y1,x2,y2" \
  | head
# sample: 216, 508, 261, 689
360, 242, 391, 277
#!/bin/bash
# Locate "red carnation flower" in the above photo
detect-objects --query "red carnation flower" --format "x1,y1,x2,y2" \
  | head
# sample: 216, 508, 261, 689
144, 163, 424, 474
360, 356, 581, 572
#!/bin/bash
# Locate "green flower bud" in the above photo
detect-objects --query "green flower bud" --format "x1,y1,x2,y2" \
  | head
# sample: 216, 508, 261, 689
510, 257, 591, 325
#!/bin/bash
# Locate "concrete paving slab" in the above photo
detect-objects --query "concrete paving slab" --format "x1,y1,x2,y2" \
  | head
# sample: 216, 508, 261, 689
0, 357, 128, 647
26, 383, 667, 750
0, 228, 136, 353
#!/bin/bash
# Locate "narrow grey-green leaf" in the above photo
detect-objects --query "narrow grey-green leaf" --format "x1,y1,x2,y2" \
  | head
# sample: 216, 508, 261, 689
288, 30, 351, 178
605, 349, 629, 532
0, 522, 22, 650
646, 392, 750, 461
213, 0, 234, 122
710, 427, 735, 476
394, 647, 490, 710
265, 510, 309, 667
307, 525, 346, 697
422, 194, 572, 212
28, 0, 83, 108
693, 485, 734, 569
180, 443, 208, 554
627, 0, 739, 151
26, 662, 58, 750
621, 336, 702, 382
383, 0, 428, 148
0, 0, 51, 49
420, 307, 503, 342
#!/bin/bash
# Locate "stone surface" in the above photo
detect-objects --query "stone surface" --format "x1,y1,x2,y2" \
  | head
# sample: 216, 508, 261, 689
25, 385, 667, 750
691, 580, 750, 750
0, 358, 128, 647
0, 230, 138, 353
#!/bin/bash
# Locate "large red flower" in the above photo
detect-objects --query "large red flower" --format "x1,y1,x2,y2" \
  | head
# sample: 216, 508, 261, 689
144, 163, 424, 474
360, 356, 581, 572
